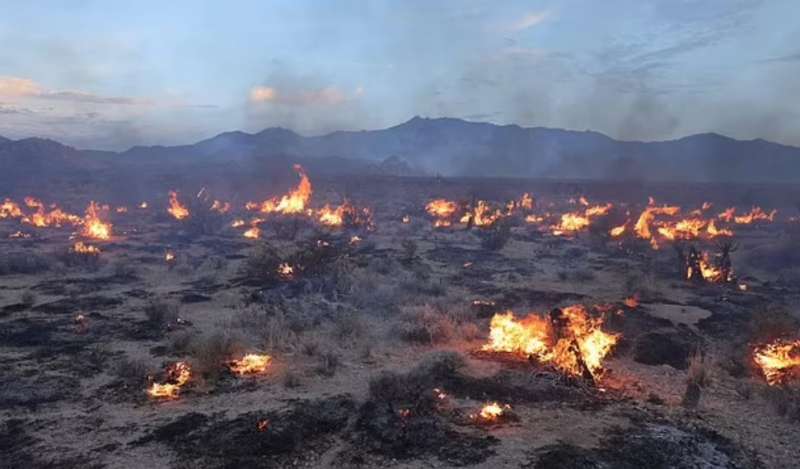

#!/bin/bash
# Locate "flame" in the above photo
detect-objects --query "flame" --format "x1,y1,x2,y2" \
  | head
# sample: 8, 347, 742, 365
115, 206, 128, 214
706, 219, 733, 237
0, 199, 23, 219
754, 339, 800, 386
686, 252, 726, 282
8, 231, 31, 239
81, 201, 112, 240
634, 204, 680, 240
72, 241, 100, 254
243, 226, 261, 239
482, 305, 618, 380
231, 219, 246, 228
165, 251, 176, 262
525, 214, 544, 224
18, 197, 82, 228
551, 203, 612, 236
402, 215, 411, 224
316, 201, 372, 228
147, 361, 191, 399
257, 419, 270, 432
139, 201, 149, 209
473, 402, 509, 422
610, 224, 626, 237
624, 295, 639, 308
210, 200, 231, 214
167, 191, 190, 220
461, 200, 503, 227
248, 164, 312, 214
277, 263, 294, 279
426, 199, 458, 219
734, 207, 777, 224
229, 354, 272, 376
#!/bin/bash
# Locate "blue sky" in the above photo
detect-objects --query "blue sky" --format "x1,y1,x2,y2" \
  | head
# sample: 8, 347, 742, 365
0, 0, 798, 150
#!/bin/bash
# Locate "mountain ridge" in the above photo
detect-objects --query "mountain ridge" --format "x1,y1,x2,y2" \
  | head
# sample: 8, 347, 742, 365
2, 117, 800, 182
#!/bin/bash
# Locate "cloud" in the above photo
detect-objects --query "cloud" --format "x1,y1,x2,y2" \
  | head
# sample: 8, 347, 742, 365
509, 11, 551, 32
249, 84, 356, 106
0, 76, 144, 105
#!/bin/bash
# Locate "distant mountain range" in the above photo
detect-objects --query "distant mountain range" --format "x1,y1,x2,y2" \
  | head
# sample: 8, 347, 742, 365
3, 116, 800, 184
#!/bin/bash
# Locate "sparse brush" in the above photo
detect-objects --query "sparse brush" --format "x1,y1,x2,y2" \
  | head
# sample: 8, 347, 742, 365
113, 357, 150, 386
401, 239, 417, 261
189, 330, 241, 383
282, 370, 302, 388
20, 290, 36, 308
0, 252, 51, 276
332, 312, 367, 342
682, 351, 711, 409
111, 260, 138, 279
479, 220, 512, 251
241, 243, 284, 285
762, 385, 800, 421
144, 298, 179, 329
316, 350, 340, 377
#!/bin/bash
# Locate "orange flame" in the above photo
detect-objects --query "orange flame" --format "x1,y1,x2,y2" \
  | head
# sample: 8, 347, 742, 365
482, 305, 618, 380
754, 339, 800, 386
0, 199, 23, 219
248, 164, 312, 214
461, 200, 504, 227
229, 354, 272, 376
72, 241, 100, 254
81, 201, 112, 240
147, 361, 191, 399
167, 191, 190, 220
426, 199, 458, 218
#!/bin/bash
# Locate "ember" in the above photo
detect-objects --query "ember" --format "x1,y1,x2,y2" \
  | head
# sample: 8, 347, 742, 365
470, 402, 511, 423
229, 354, 272, 376
754, 339, 800, 386
243, 226, 261, 239
72, 241, 100, 254
277, 262, 294, 279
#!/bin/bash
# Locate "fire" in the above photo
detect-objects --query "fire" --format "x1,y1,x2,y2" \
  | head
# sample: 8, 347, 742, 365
316, 201, 373, 228
402, 215, 411, 224
277, 263, 294, 279
481, 305, 618, 380
0, 199, 23, 219
507, 193, 535, 212
754, 339, 800, 386
706, 219, 733, 237
165, 251, 176, 263
139, 201, 148, 209
525, 214, 544, 224
243, 226, 261, 239
257, 419, 270, 432
686, 251, 726, 282
551, 203, 612, 236
426, 199, 458, 219
18, 197, 82, 228
229, 354, 272, 376
72, 241, 100, 254
167, 191, 190, 220
610, 224, 626, 237
115, 206, 128, 214
634, 203, 680, 240
210, 200, 231, 214
734, 207, 776, 224
147, 361, 191, 399
231, 219, 246, 228
461, 200, 503, 227
8, 231, 31, 239
81, 201, 112, 240
477, 402, 507, 421
624, 295, 639, 308
247, 164, 312, 214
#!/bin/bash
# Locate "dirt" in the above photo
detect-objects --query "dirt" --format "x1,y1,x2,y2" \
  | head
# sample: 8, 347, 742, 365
1, 177, 799, 468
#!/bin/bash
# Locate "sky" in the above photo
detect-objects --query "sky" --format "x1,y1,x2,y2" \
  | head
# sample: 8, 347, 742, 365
0, 0, 798, 150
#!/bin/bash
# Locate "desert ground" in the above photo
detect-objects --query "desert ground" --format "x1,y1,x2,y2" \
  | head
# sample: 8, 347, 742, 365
2, 174, 800, 469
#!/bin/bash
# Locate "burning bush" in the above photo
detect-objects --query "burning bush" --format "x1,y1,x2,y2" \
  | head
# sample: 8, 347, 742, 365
147, 361, 191, 399
481, 305, 618, 382
754, 339, 800, 386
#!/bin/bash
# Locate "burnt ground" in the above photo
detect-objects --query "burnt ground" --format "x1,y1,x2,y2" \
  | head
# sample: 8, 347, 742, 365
1, 176, 800, 468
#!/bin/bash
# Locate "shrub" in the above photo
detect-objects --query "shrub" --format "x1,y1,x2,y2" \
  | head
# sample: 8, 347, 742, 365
144, 299, 179, 329
189, 331, 241, 383
480, 220, 512, 251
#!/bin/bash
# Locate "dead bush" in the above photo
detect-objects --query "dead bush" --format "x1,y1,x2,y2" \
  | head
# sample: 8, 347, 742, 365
316, 350, 341, 377
0, 252, 51, 275
144, 299, 180, 330
683, 352, 712, 408
113, 357, 150, 386
20, 290, 37, 308
332, 312, 367, 342
189, 331, 241, 383
479, 220, 512, 251
234, 307, 300, 352
240, 243, 284, 285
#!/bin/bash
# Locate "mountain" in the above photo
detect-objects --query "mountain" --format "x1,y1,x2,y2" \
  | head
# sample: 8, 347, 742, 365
3, 117, 800, 184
